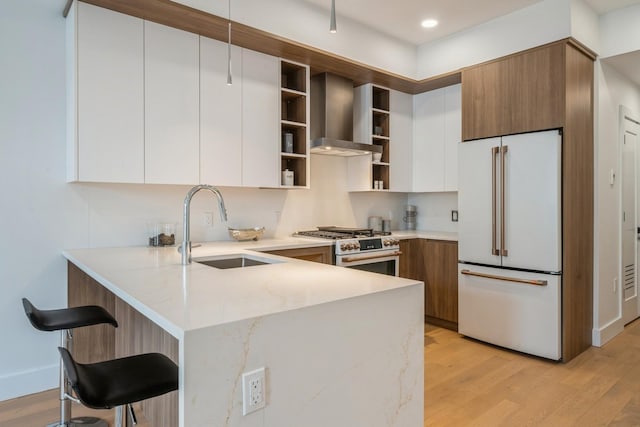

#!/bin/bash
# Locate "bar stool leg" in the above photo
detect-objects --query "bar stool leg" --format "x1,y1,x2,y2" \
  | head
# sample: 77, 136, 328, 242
46, 329, 108, 427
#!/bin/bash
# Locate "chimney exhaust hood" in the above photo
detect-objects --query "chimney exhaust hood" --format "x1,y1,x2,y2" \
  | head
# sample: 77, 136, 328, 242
310, 73, 381, 157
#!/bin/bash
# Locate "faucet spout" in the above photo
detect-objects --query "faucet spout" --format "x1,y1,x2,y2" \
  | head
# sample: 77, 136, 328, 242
181, 185, 228, 265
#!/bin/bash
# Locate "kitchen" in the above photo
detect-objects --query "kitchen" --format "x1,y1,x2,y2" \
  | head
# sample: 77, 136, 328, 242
2, 0, 640, 426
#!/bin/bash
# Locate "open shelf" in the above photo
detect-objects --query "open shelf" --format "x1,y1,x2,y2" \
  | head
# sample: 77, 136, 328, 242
280, 59, 309, 188
372, 86, 390, 111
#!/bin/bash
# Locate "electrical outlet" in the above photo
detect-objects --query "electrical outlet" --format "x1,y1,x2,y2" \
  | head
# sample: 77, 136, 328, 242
203, 212, 213, 226
451, 210, 458, 222
242, 367, 266, 415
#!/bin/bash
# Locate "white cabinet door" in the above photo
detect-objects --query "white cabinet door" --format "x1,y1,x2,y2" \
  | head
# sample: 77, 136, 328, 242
501, 130, 561, 272
389, 90, 413, 192
241, 49, 279, 188
413, 88, 445, 192
457, 136, 502, 266
200, 37, 242, 187
70, 2, 144, 183
444, 84, 461, 191
144, 21, 199, 185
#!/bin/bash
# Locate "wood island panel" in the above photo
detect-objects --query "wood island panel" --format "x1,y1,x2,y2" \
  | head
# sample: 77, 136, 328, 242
422, 239, 458, 330
67, 261, 178, 427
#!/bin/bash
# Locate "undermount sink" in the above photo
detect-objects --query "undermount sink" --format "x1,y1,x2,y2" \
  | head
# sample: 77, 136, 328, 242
193, 254, 281, 269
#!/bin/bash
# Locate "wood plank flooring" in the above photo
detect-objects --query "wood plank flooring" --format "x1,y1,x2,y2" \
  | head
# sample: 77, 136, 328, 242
4, 320, 640, 426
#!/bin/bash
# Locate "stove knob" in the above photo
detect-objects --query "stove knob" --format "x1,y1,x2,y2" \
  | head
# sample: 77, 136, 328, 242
383, 240, 390, 246
340, 244, 348, 251
355, 243, 361, 250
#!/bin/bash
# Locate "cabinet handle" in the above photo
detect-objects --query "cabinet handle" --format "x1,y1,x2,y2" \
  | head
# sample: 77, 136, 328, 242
461, 269, 547, 286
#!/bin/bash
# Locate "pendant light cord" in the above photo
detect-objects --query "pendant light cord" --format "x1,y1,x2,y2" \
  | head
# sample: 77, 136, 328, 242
227, 0, 233, 85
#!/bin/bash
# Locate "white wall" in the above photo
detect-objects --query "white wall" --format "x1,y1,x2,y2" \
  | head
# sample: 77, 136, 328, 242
416, 0, 572, 79
593, 61, 640, 345
407, 193, 459, 233
174, 0, 417, 78
600, 3, 640, 58
0, 0, 408, 401
570, 0, 600, 52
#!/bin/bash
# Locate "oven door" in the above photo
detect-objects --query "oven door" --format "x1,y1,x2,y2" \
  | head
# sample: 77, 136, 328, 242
335, 251, 400, 277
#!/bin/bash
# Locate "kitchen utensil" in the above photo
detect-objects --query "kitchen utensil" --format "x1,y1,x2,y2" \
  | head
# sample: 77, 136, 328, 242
372, 152, 382, 162
382, 219, 391, 233
228, 227, 265, 241
368, 216, 383, 231
403, 205, 417, 230
282, 169, 294, 186
282, 132, 294, 153
147, 222, 176, 247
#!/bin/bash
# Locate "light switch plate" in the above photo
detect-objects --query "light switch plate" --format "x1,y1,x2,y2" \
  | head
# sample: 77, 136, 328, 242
451, 210, 458, 222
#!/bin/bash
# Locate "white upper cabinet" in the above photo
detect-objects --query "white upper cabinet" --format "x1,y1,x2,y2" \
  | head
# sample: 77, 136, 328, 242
144, 21, 200, 185
241, 49, 280, 188
444, 85, 461, 191
412, 84, 461, 192
200, 37, 243, 187
389, 90, 413, 192
67, 2, 144, 183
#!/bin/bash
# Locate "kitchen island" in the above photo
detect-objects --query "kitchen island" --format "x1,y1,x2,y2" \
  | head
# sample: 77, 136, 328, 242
63, 238, 424, 427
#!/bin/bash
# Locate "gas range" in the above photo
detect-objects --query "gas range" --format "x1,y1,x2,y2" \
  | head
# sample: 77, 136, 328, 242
294, 226, 400, 256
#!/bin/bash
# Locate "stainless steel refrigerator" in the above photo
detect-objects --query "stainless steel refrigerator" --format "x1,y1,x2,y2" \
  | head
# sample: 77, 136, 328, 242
457, 129, 562, 360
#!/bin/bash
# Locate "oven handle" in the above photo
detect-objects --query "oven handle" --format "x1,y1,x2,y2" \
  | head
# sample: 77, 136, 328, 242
341, 251, 402, 263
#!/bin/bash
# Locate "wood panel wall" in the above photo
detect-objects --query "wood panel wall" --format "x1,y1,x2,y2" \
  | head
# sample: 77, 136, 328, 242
561, 44, 594, 361
68, 262, 179, 426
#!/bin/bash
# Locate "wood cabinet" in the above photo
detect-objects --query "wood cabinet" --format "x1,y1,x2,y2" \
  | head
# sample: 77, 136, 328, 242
413, 84, 461, 192
462, 42, 565, 141
242, 49, 280, 188
144, 21, 200, 185
200, 36, 243, 186
280, 60, 310, 188
262, 246, 332, 264
399, 238, 458, 330
67, 2, 144, 183
461, 39, 595, 362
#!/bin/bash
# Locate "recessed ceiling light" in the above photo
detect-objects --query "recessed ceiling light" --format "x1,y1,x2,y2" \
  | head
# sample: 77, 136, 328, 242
421, 19, 438, 29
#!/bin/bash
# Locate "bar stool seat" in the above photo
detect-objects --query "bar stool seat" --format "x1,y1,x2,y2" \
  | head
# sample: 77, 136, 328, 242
23, 299, 118, 331
59, 347, 178, 426
22, 298, 118, 427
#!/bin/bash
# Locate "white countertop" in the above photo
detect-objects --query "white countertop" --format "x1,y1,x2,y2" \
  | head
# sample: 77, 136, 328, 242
392, 230, 458, 241
63, 236, 421, 340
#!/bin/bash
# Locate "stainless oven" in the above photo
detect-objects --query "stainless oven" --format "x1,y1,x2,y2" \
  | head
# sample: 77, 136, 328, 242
334, 237, 401, 277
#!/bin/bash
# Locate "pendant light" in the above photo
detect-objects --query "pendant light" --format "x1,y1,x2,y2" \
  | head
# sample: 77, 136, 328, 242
227, 0, 233, 85
329, 0, 337, 33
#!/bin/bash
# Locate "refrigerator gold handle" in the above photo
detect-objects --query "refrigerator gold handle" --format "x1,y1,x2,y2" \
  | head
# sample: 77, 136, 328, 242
492, 147, 499, 256
501, 145, 508, 257
461, 269, 547, 286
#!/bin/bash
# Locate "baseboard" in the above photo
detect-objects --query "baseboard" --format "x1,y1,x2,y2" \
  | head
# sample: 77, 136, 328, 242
592, 317, 624, 347
0, 364, 58, 402
425, 315, 458, 331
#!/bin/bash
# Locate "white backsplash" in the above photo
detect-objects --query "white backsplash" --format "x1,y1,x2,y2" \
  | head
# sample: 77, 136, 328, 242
71, 155, 409, 248
407, 192, 459, 232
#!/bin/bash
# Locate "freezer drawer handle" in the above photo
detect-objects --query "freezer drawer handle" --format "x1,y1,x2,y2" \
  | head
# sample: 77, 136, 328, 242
461, 269, 547, 286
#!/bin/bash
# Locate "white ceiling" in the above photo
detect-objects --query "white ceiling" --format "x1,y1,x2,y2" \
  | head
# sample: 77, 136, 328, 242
303, 0, 640, 46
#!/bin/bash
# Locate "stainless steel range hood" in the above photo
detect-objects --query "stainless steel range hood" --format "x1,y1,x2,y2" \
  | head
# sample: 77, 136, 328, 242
310, 73, 381, 156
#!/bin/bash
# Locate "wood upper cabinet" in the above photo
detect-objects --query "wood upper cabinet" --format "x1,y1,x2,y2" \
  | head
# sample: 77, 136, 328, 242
462, 42, 565, 140
67, 2, 144, 183
262, 246, 332, 264
144, 21, 200, 185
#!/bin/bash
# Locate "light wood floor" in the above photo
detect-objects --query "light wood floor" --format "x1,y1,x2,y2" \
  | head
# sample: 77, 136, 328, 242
4, 321, 640, 426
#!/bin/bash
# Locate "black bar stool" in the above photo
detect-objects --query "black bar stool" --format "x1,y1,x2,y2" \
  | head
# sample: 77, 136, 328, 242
22, 298, 118, 427
58, 347, 179, 427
